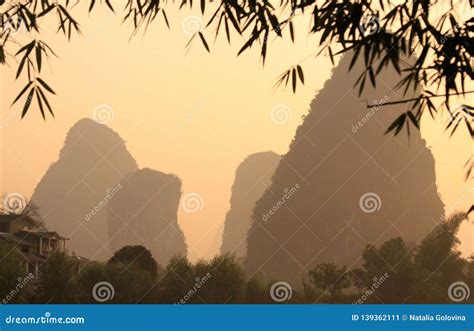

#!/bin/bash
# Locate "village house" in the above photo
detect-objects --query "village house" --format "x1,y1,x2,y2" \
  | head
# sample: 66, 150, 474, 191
0, 214, 69, 278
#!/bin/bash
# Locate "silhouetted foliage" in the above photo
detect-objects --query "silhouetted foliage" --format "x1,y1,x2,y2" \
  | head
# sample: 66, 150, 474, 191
308, 263, 351, 297
360, 238, 416, 303
36, 252, 79, 303
106, 263, 159, 304
76, 262, 107, 303
1, 1, 471, 142
157, 255, 194, 303
108, 245, 159, 278
158, 254, 246, 304
302, 214, 472, 304
193, 254, 246, 304
2, 212, 472, 304
245, 275, 271, 303
76, 259, 159, 304
0, 241, 32, 303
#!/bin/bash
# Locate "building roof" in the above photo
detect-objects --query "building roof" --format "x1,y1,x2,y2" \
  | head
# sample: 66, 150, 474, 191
15, 230, 69, 240
0, 232, 36, 246
0, 214, 39, 227
0, 214, 28, 223
20, 253, 46, 263
68, 252, 90, 263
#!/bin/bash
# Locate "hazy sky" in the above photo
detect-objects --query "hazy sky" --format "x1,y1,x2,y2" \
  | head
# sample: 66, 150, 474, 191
1, 2, 472, 260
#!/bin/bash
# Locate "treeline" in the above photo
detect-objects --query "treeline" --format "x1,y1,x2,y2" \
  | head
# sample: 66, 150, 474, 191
0, 214, 472, 304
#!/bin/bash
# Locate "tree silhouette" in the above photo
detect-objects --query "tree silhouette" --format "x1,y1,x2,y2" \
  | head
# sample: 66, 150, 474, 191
76, 262, 107, 303
157, 255, 195, 303
106, 263, 159, 303
307, 263, 351, 297
1, 1, 472, 138
108, 245, 159, 277
6, 216, 471, 304
36, 252, 79, 303
0, 241, 32, 303
193, 254, 246, 303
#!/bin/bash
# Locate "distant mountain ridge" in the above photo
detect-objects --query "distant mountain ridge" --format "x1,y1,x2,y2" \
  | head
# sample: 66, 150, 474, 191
108, 168, 187, 266
220, 151, 280, 258
31, 118, 138, 260
245, 54, 445, 285
31, 118, 187, 263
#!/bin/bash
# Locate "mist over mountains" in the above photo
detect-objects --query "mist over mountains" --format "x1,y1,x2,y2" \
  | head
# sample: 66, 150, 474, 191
220, 151, 280, 259
31, 119, 187, 263
108, 168, 187, 266
29, 54, 446, 281
31, 119, 138, 260
244, 54, 445, 284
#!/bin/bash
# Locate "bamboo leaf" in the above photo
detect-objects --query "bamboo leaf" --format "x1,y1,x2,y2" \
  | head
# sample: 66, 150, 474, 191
21, 88, 35, 118
198, 32, 210, 52
36, 78, 56, 95
297, 65, 305, 84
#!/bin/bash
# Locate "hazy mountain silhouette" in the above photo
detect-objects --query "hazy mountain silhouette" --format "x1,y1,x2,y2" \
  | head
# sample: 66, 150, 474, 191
31, 118, 138, 260
221, 152, 280, 258
245, 54, 445, 285
107, 168, 187, 266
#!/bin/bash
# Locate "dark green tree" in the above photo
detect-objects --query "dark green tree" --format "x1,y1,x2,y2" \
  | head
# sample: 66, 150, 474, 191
192, 254, 246, 303
102, 245, 160, 303
410, 213, 469, 303
307, 262, 351, 302
105, 263, 159, 303
36, 252, 79, 303
76, 262, 107, 303
108, 245, 159, 277
359, 238, 415, 303
0, 241, 32, 303
245, 275, 270, 303
158, 254, 246, 303
465, 255, 474, 303
415, 213, 467, 285
157, 255, 194, 303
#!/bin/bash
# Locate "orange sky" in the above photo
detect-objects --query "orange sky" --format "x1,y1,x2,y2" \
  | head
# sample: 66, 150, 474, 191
1, 2, 472, 260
